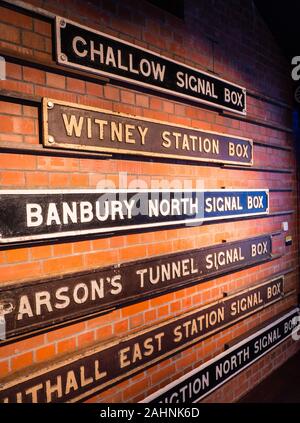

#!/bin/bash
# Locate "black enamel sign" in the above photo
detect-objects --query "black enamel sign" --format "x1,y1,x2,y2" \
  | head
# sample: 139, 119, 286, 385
142, 307, 300, 403
0, 277, 286, 403
0, 234, 272, 341
0, 189, 269, 244
55, 17, 247, 115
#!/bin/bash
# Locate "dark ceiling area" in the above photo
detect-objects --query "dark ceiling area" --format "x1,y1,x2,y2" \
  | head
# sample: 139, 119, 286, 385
254, 0, 300, 61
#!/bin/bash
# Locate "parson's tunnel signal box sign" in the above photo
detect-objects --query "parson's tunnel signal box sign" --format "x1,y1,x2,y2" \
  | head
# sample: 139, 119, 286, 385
42, 98, 253, 165
55, 17, 247, 115
0, 189, 269, 244
0, 234, 272, 341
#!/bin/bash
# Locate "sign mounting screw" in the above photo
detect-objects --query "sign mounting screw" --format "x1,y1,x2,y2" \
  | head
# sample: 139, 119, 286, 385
47, 101, 54, 109
60, 19, 66, 28
48, 135, 55, 144
60, 53, 68, 62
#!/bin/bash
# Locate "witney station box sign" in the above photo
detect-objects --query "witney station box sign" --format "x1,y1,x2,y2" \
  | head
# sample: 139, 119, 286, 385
0, 234, 272, 340
43, 98, 253, 165
0, 276, 286, 402
142, 308, 300, 403
55, 17, 247, 115
0, 189, 269, 243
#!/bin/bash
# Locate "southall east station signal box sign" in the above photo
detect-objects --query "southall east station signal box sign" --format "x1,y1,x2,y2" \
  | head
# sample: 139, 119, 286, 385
0, 234, 272, 341
142, 307, 300, 403
55, 17, 246, 115
43, 98, 253, 165
0, 189, 269, 244
0, 277, 288, 403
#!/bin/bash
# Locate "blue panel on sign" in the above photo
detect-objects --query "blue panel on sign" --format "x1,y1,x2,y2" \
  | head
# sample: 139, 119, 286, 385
204, 190, 269, 219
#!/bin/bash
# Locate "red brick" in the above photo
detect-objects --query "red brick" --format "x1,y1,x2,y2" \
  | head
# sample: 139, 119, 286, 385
43, 255, 84, 275
22, 31, 45, 51
0, 360, 9, 377
46, 72, 66, 89
121, 90, 135, 104
11, 352, 33, 372
12, 117, 35, 134
36, 345, 56, 363
0, 6, 33, 29
53, 243, 73, 256
23, 67, 46, 85
114, 319, 129, 335
104, 85, 120, 101
31, 245, 52, 260
34, 19, 51, 36
49, 173, 70, 187
6, 248, 29, 263
95, 324, 113, 341
1, 171, 25, 186
122, 301, 149, 317
26, 171, 49, 186
0, 22, 20, 43
1, 79, 34, 94
5, 62, 22, 79
0, 262, 42, 283
0, 101, 22, 115
57, 338, 77, 354
47, 322, 85, 342
136, 94, 149, 108
85, 250, 118, 267
70, 173, 89, 187
77, 331, 95, 348
123, 378, 149, 400
0, 116, 14, 132
67, 77, 86, 93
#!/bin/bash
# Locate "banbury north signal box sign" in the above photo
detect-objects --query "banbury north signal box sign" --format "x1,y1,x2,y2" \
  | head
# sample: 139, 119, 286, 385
0, 189, 269, 244
43, 98, 253, 165
55, 17, 247, 115
0, 234, 272, 341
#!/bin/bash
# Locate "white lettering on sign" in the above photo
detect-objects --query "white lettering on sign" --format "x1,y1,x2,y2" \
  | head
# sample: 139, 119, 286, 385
205, 196, 243, 213
228, 142, 249, 158
253, 328, 281, 353
230, 292, 263, 316
16, 276, 122, 321
267, 282, 281, 299
205, 247, 245, 271
136, 258, 198, 288
173, 307, 225, 343
251, 241, 268, 257
62, 113, 149, 145
161, 132, 220, 154
119, 332, 165, 368
224, 88, 243, 106
247, 195, 263, 209
72, 36, 166, 81
215, 347, 250, 380
176, 72, 218, 99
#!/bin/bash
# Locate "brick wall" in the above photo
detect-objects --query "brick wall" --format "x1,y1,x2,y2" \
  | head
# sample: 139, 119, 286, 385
0, 0, 299, 403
